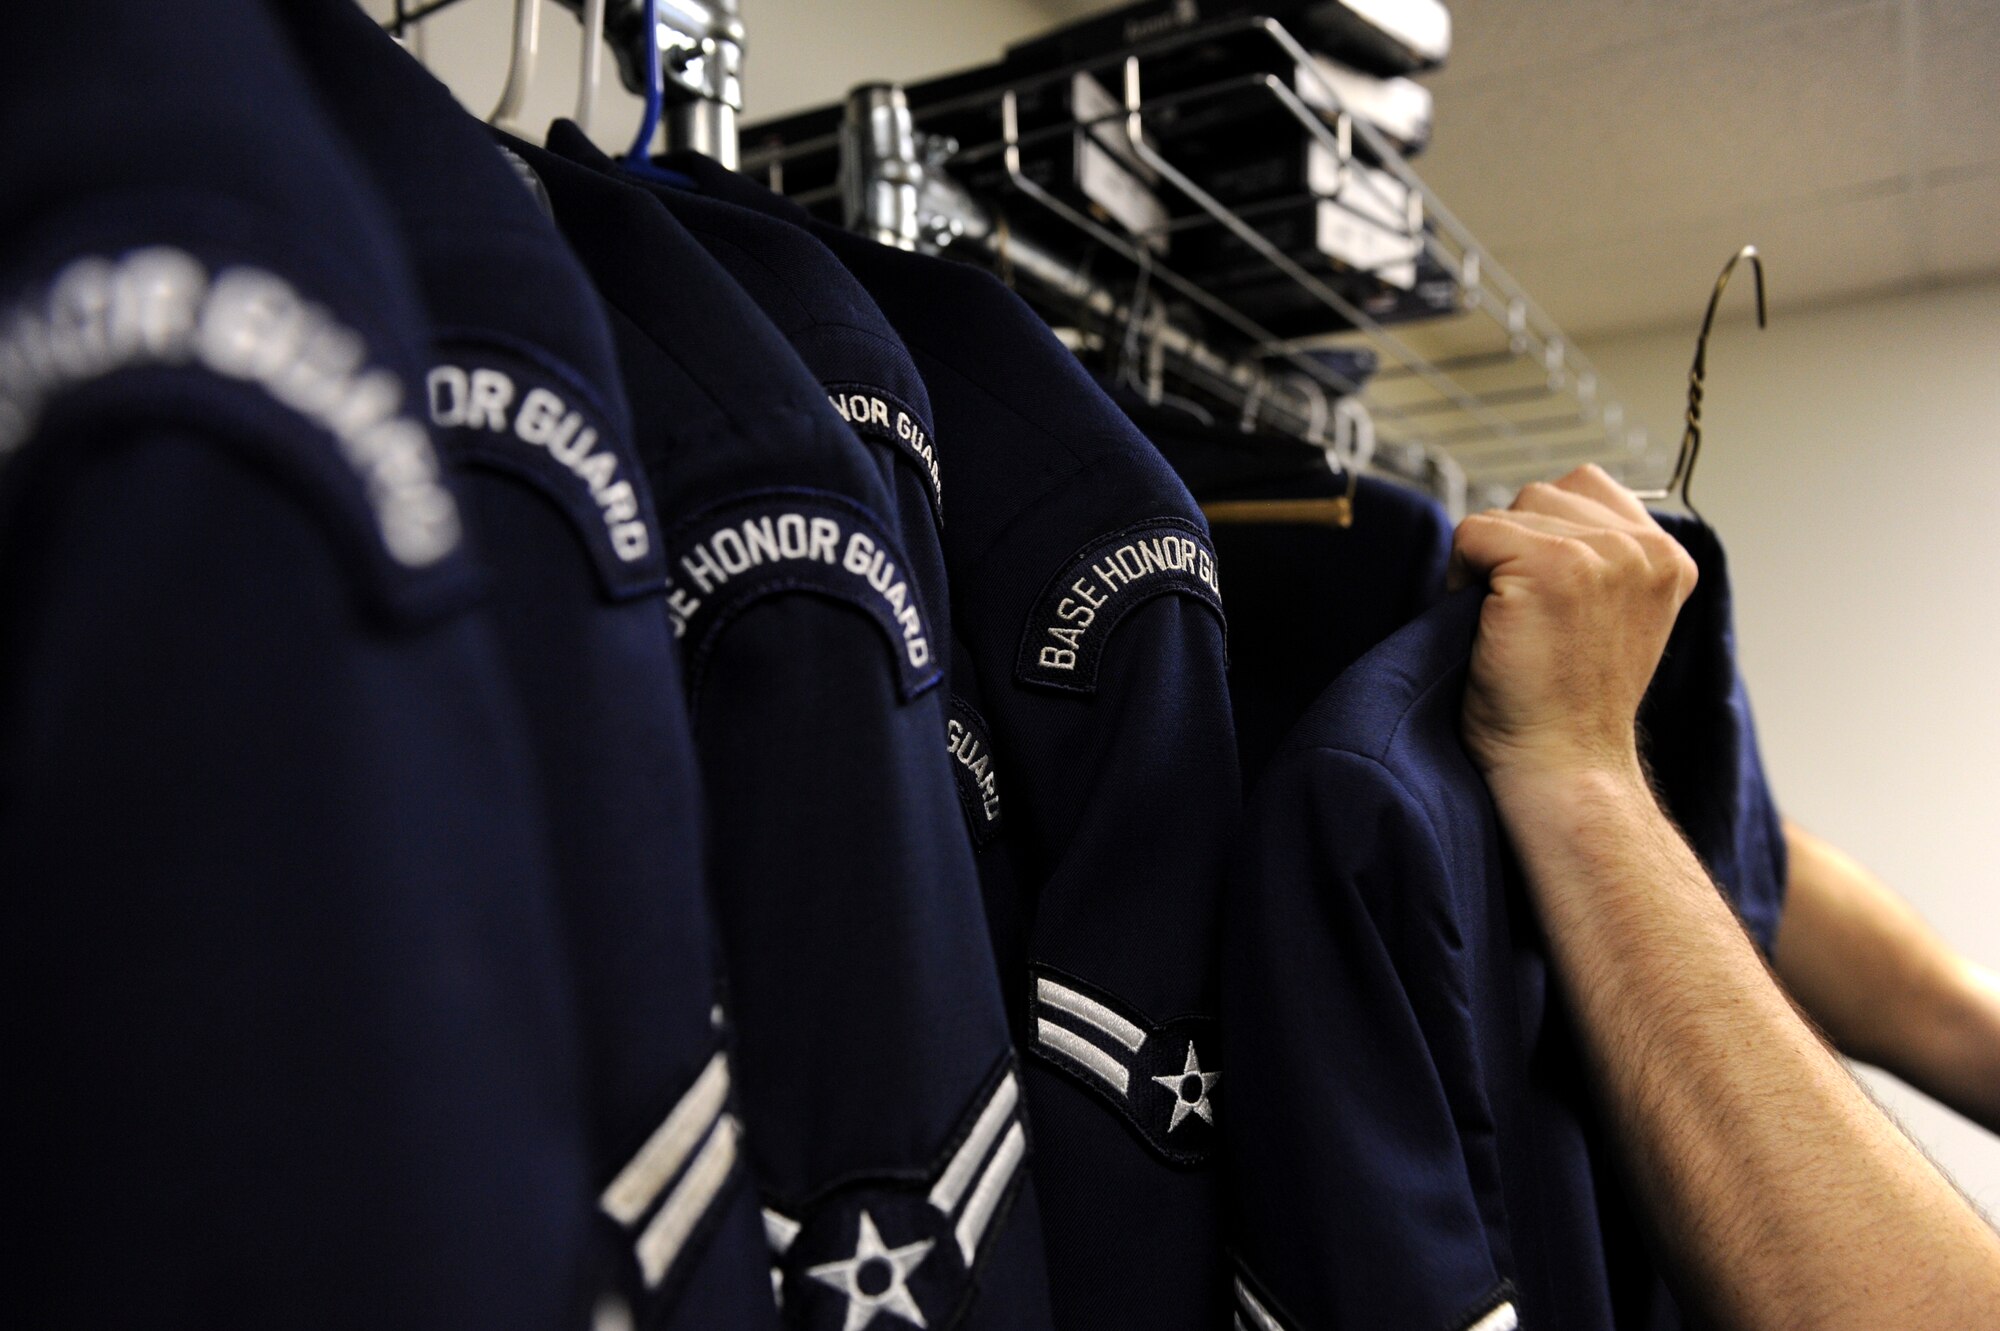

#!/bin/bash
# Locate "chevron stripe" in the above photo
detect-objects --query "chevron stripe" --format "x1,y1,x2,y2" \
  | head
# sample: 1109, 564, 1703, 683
634, 1113, 741, 1288
1037, 976, 1146, 1051
601, 1052, 731, 1226
1036, 1017, 1132, 1095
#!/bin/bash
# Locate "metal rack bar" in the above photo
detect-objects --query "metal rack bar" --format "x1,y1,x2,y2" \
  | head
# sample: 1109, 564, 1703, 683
389, 0, 474, 35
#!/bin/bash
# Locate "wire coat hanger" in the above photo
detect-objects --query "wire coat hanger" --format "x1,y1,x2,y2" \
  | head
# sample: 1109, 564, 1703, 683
1201, 395, 1372, 530
489, 0, 543, 132
575, 0, 608, 134
1635, 244, 1768, 521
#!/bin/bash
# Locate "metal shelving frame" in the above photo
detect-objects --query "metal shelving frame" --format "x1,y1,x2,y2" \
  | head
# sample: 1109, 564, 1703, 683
741, 13, 1654, 515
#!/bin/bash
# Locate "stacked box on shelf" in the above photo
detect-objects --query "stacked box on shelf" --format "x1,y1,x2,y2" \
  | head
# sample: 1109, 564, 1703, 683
1173, 162, 1420, 286
1001, 0, 1452, 80
1159, 51, 1433, 205
1218, 243, 1461, 338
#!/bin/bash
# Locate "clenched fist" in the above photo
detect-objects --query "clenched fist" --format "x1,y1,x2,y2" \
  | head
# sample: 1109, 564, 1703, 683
1449, 465, 1699, 796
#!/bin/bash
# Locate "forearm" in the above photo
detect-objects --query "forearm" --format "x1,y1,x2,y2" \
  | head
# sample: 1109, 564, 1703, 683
1775, 822, 2000, 1131
1875, 955, 2000, 1131
1498, 766, 2000, 1330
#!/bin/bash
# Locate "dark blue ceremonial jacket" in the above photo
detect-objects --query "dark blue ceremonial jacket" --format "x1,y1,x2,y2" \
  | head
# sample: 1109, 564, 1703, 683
266, 6, 784, 1324
1226, 516, 1788, 1331
1, 2, 593, 1324
512, 136, 1050, 1331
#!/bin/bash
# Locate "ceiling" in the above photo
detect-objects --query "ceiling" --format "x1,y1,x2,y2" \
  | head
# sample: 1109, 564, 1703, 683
1030, 0, 2000, 339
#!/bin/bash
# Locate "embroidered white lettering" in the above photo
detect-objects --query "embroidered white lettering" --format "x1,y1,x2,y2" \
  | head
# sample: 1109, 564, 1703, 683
430, 364, 652, 562
807, 517, 839, 563
824, 389, 943, 508
0, 251, 462, 566
672, 508, 932, 673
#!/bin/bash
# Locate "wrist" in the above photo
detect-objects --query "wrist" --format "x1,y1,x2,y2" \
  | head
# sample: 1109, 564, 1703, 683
1482, 752, 1653, 824
1484, 760, 1676, 917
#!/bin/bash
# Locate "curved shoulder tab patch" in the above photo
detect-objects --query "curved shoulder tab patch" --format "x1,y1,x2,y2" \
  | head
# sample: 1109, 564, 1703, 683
0, 244, 470, 618
945, 695, 1003, 848
764, 1056, 1031, 1331
825, 383, 943, 529
1016, 517, 1224, 693
1028, 964, 1219, 1166
428, 338, 665, 600
664, 491, 941, 701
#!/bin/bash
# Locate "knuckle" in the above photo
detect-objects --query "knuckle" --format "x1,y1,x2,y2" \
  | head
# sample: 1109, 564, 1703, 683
1549, 542, 1598, 588
1676, 549, 1701, 593
1605, 530, 1647, 566
1452, 513, 1495, 545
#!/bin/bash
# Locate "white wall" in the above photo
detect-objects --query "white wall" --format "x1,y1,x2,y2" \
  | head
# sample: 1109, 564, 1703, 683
1583, 280, 2000, 1215
362, 0, 1060, 151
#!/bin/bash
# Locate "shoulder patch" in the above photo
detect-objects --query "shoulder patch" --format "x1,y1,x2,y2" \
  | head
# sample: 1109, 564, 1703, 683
1015, 517, 1224, 693
762, 1056, 1031, 1331
824, 382, 943, 530
945, 695, 1003, 848
428, 336, 666, 600
663, 490, 942, 702
1027, 964, 1220, 1166
0, 243, 471, 619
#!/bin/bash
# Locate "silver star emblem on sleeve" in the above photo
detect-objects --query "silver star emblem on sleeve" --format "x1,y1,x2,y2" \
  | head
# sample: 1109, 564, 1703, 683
1151, 1040, 1221, 1132
805, 1209, 935, 1330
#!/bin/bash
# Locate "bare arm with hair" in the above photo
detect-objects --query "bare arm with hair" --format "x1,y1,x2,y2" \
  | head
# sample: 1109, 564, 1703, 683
1775, 821, 2000, 1134
1452, 466, 2000, 1329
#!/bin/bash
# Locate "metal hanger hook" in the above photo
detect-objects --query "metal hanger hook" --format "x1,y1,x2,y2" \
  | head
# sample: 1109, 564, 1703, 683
1638, 244, 1767, 520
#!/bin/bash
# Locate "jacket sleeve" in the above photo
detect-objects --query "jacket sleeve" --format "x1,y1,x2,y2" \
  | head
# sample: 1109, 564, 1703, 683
1, 425, 592, 1329
1223, 745, 1517, 1331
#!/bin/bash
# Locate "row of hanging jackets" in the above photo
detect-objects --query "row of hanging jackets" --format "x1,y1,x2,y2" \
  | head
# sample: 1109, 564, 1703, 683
2, 4, 1789, 1329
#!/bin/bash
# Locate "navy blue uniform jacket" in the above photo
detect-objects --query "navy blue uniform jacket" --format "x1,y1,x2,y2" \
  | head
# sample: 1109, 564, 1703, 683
660, 151, 1242, 1330
1225, 520, 1788, 1331
511, 137, 1051, 1331
1, 3, 592, 1325
267, 6, 782, 1325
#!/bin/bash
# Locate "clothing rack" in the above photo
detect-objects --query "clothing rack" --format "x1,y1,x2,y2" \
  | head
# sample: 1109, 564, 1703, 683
391, 2, 1645, 517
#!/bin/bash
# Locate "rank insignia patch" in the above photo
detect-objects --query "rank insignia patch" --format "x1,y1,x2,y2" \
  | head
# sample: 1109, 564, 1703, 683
762, 1060, 1032, 1330
1028, 965, 1221, 1165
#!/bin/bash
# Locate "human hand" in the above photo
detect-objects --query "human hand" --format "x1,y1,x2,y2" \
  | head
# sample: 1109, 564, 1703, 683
1449, 465, 1698, 797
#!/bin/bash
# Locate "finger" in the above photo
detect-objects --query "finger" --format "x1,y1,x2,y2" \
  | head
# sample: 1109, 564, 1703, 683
1500, 509, 1671, 585
1511, 479, 1624, 528
1554, 464, 1652, 524
1451, 509, 1676, 605
1478, 508, 1603, 540
1449, 509, 1595, 586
